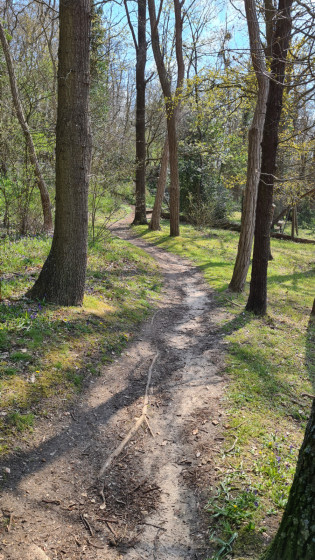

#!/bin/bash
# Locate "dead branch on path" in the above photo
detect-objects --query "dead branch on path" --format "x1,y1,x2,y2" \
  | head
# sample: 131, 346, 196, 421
97, 352, 159, 503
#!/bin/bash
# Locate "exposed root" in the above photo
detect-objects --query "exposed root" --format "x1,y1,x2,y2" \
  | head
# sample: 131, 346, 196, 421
97, 352, 159, 497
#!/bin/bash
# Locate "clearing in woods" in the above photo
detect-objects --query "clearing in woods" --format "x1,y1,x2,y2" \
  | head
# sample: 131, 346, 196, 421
0, 215, 227, 560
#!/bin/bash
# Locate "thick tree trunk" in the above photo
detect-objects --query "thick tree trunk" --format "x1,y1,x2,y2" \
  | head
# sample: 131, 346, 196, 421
133, 0, 148, 225
246, 0, 293, 315
311, 298, 315, 316
262, 399, 315, 560
0, 20, 53, 233
149, 135, 168, 230
229, 0, 269, 293
26, 0, 91, 306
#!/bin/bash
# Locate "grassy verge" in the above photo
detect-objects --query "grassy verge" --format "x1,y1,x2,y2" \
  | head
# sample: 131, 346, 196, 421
0, 233, 161, 455
133, 220, 315, 559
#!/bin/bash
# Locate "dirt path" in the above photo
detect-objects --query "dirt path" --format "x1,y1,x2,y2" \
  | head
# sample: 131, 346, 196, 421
0, 216, 227, 560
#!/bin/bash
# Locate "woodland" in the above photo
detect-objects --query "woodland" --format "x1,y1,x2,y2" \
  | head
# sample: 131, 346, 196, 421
0, 0, 314, 559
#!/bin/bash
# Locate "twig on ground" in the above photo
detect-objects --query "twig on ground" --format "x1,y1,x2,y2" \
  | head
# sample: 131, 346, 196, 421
6, 513, 13, 532
106, 521, 117, 538
145, 416, 154, 437
301, 393, 315, 399
129, 479, 147, 495
80, 513, 94, 537
226, 420, 246, 430
98, 352, 159, 481
42, 499, 61, 505
142, 522, 167, 531
225, 437, 238, 453
141, 485, 160, 494
86, 538, 104, 549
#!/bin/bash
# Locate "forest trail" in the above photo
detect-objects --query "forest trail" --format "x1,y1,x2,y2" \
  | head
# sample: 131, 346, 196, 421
0, 215, 227, 560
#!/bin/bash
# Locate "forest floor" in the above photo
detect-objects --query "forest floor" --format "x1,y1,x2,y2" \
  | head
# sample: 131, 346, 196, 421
0, 214, 229, 560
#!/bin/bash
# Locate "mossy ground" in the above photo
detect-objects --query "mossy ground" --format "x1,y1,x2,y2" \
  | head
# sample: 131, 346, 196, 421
133, 220, 315, 559
0, 233, 161, 454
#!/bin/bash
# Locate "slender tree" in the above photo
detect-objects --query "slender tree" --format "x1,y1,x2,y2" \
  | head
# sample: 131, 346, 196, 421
148, 0, 185, 236
124, 0, 148, 225
0, 20, 53, 232
149, 135, 168, 230
27, 0, 91, 305
228, 0, 269, 292
246, 0, 293, 315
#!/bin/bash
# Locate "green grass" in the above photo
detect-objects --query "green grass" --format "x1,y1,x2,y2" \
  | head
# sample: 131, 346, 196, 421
132, 220, 315, 559
0, 233, 162, 454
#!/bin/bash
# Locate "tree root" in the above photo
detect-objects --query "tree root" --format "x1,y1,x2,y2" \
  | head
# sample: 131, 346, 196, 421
97, 352, 159, 503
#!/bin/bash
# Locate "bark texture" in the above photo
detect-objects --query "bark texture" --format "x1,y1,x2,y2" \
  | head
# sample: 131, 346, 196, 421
130, 0, 148, 225
246, 0, 293, 315
0, 20, 53, 232
262, 399, 315, 560
27, 0, 91, 306
311, 298, 315, 316
229, 0, 269, 292
149, 135, 169, 230
148, 0, 184, 237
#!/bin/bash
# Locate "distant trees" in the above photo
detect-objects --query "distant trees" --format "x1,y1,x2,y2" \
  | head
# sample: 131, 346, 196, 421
27, 0, 91, 305
0, 20, 53, 232
0, 2, 57, 234
0, 0, 313, 306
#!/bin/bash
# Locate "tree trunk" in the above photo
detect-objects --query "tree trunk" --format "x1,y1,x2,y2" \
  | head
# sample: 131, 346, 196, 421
0, 20, 53, 233
149, 135, 168, 230
133, 0, 148, 225
229, 0, 269, 293
246, 0, 293, 315
148, 0, 184, 237
311, 299, 315, 316
26, 0, 91, 306
262, 399, 315, 560
291, 206, 296, 239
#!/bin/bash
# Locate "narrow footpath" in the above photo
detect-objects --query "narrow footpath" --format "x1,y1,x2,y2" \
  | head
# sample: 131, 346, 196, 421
0, 216, 228, 560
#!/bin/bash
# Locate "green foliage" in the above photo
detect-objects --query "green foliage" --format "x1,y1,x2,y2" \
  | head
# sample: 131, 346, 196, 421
6, 412, 34, 432
0, 232, 162, 455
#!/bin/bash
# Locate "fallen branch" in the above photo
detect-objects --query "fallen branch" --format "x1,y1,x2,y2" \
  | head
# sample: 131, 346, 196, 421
225, 437, 238, 454
80, 513, 94, 537
42, 499, 61, 505
301, 393, 315, 399
98, 352, 159, 482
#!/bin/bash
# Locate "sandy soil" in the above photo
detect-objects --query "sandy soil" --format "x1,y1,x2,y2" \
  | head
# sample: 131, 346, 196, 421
0, 216, 228, 560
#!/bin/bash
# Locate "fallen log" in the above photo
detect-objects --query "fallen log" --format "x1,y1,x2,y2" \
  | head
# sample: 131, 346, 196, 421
215, 222, 315, 244
270, 232, 315, 244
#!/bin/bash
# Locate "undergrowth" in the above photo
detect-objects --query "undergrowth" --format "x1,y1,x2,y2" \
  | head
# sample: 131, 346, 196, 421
133, 220, 315, 559
0, 233, 161, 457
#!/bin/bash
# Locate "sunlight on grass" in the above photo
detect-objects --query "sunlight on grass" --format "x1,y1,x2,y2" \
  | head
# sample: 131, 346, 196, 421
0, 232, 162, 455
133, 220, 315, 558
